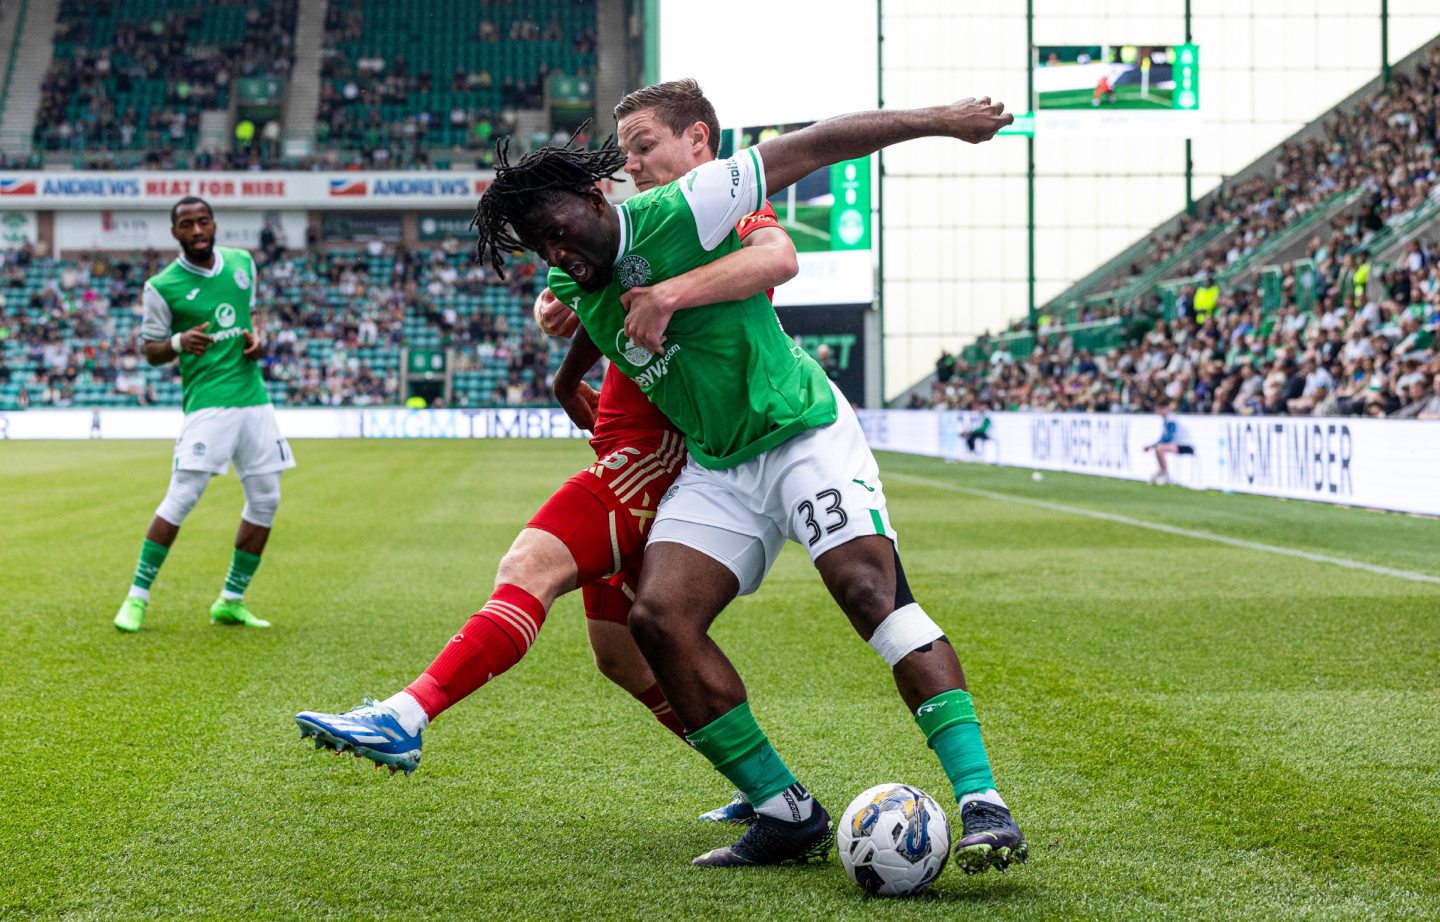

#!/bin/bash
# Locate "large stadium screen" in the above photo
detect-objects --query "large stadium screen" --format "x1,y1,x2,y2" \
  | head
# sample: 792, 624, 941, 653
719, 122, 874, 307
1033, 43, 1199, 136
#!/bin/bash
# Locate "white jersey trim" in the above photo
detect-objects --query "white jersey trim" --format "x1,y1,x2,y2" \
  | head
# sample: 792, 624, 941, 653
177, 249, 225, 278
612, 203, 630, 263
678, 148, 768, 251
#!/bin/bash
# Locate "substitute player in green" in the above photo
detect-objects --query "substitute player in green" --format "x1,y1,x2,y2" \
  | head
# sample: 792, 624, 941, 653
474, 95, 1027, 874
113, 197, 293, 632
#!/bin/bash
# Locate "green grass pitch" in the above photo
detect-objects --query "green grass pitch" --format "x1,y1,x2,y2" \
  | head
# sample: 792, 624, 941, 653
3, 440, 1438, 920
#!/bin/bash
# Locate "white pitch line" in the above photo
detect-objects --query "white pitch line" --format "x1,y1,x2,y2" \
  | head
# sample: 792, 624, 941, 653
888, 472, 1440, 587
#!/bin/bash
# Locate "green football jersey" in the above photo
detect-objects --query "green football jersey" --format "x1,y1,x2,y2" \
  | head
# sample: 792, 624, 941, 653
548, 148, 837, 470
141, 246, 268, 414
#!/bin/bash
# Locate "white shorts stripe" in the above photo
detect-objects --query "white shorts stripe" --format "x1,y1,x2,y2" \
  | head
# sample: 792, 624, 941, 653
660, 430, 685, 469
615, 432, 686, 503
617, 465, 672, 504
607, 510, 621, 575
648, 381, 893, 598
608, 432, 670, 494
609, 430, 683, 495
611, 456, 665, 498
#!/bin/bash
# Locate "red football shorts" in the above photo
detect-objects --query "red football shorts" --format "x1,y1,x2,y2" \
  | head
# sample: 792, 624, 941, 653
527, 429, 686, 624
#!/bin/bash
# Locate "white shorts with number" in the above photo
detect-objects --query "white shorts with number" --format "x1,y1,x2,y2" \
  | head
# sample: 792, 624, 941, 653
173, 405, 296, 477
649, 382, 897, 596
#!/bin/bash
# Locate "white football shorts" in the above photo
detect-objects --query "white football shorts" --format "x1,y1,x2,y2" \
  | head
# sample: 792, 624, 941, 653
648, 381, 897, 596
173, 404, 296, 478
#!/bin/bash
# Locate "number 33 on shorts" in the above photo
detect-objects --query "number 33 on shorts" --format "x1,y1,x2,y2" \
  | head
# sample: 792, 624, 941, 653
791, 478, 895, 554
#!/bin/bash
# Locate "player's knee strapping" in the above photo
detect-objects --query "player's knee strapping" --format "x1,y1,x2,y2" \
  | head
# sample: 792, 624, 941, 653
240, 472, 282, 527
155, 469, 211, 525
865, 548, 938, 667
867, 603, 946, 667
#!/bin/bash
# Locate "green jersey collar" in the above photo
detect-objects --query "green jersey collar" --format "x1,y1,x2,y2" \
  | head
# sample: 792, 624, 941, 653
177, 249, 225, 278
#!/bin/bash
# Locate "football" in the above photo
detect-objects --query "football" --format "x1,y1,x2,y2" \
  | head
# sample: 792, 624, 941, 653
837, 783, 951, 896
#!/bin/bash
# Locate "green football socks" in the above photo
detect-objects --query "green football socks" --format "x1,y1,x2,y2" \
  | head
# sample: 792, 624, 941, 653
916, 688, 997, 799
222, 549, 263, 599
132, 539, 169, 593
687, 700, 798, 807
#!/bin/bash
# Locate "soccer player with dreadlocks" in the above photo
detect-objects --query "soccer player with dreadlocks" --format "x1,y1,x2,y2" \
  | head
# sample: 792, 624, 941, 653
465, 93, 1029, 875
295, 82, 794, 827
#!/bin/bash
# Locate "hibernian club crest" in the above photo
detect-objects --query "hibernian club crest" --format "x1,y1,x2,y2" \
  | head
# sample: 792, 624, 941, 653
616, 329, 654, 366
616, 254, 652, 290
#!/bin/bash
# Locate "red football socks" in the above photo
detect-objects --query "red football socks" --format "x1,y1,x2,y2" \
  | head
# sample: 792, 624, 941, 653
635, 682, 687, 741
405, 584, 547, 719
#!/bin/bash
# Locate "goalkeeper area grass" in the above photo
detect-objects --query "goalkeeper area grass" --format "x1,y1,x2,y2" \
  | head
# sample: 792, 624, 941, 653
3, 440, 1437, 920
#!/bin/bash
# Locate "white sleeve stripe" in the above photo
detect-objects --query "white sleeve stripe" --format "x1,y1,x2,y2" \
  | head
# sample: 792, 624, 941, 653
745, 147, 765, 214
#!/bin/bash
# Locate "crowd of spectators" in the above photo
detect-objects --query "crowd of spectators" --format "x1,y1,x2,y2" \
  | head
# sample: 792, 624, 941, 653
315, 4, 594, 168
926, 45, 1440, 420
924, 234, 1440, 419
1103, 45, 1440, 292
12, 0, 598, 170
0, 241, 560, 409
0, 245, 165, 406
35, 0, 297, 154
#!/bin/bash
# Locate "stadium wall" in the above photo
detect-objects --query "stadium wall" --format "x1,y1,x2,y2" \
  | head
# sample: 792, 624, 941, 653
0, 408, 587, 441
10, 407, 1436, 516
853, 409, 1440, 517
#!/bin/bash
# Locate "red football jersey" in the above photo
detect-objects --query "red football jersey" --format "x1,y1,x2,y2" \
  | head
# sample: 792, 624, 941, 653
588, 202, 782, 450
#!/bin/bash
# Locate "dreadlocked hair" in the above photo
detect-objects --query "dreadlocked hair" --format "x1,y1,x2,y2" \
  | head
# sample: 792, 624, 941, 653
471, 122, 628, 279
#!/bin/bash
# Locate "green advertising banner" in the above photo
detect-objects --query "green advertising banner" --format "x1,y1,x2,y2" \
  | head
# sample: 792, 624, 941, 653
828, 158, 871, 251
407, 349, 447, 376
236, 77, 285, 106
1174, 44, 1199, 110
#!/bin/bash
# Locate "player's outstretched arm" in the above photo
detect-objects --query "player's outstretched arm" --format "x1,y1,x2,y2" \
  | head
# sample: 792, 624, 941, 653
621, 225, 797, 353
756, 98, 1012, 195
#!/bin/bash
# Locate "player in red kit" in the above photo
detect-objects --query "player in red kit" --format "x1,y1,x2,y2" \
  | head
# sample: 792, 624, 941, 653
296, 80, 796, 824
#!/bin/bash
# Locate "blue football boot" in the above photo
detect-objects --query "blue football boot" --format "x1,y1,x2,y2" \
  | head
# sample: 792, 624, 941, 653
295, 698, 421, 775
698, 792, 756, 825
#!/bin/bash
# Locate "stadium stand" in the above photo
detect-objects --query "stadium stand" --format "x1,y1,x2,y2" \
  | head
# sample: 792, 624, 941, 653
0, 242, 562, 410
35, 0, 298, 161
926, 44, 1440, 420
22, 0, 595, 169
314, 0, 595, 168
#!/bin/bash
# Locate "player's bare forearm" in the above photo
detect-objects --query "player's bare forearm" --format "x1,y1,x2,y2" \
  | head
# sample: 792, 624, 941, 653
553, 327, 603, 431
243, 327, 265, 360
659, 227, 798, 312
620, 228, 798, 351
554, 326, 604, 396
143, 339, 176, 365
755, 99, 1012, 194
147, 321, 211, 363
